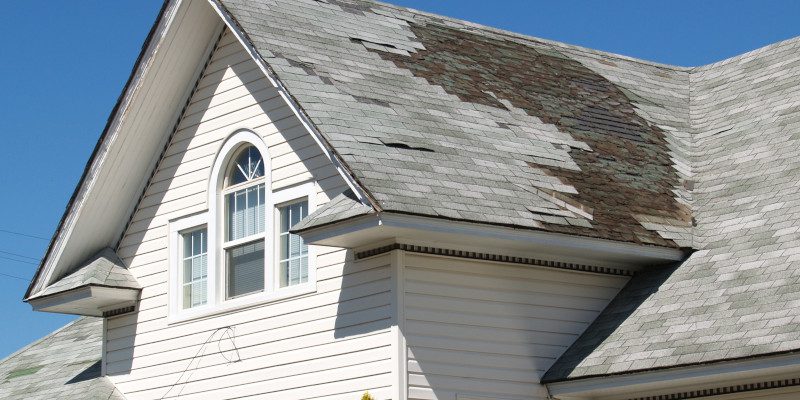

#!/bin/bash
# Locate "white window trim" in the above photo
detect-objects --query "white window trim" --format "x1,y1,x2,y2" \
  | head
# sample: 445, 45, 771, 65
168, 212, 212, 322
168, 130, 317, 324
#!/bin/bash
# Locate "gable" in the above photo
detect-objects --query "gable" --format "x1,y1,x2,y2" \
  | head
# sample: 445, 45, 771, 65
116, 27, 348, 291
26, 0, 224, 298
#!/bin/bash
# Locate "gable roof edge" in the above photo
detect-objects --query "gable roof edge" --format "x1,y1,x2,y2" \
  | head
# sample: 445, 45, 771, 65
206, 0, 380, 213
24, 0, 178, 300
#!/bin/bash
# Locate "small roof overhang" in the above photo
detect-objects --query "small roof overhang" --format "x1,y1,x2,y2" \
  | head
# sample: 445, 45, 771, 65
293, 195, 687, 269
26, 248, 141, 317
544, 352, 800, 400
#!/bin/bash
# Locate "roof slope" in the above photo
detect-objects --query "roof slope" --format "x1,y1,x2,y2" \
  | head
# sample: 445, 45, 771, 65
0, 318, 124, 400
220, 0, 694, 248
31, 248, 141, 299
544, 37, 800, 381
215, 0, 800, 381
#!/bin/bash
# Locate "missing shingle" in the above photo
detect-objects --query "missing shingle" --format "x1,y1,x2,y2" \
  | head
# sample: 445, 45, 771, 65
286, 58, 317, 76
496, 121, 516, 130
372, 139, 435, 153
350, 38, 409, 55
352, 95, 392, 108
350, 38, 397, 49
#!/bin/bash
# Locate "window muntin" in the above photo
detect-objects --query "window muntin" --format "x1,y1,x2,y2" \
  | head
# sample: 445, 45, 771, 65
170, 132, 318, 322
228, 145, 264, 186
181, 228, 208, 309
278, 200, 309, 287
222, 145, 267, 299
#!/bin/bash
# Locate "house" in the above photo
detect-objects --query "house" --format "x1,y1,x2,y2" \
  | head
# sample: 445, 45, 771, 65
4, 0, 800, 398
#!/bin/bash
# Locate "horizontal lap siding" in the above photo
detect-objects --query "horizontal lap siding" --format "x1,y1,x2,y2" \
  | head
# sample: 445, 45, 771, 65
402, 254, 628, 400
109, 30, 392, 399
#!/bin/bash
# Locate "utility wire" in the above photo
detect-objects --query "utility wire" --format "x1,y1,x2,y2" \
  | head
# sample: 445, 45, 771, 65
0, 229, 48, 241
0, 255, 38, 266
0, 250, 39, 262
0, 271, 27, 281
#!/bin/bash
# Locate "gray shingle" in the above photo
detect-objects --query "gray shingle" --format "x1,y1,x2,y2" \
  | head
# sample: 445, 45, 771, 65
0, 318, 125, 400
30, 248, 141, 299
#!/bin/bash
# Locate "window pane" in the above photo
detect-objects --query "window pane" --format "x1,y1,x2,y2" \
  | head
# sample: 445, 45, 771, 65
229, 146, 264, 186
227, 240, 265, 298
181, 228, 208, 309
278, 200, 309, 288
226, 183, 265, 241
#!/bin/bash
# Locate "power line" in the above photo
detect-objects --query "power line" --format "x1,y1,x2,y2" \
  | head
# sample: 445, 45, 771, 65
0, 255, 38, 266
0, 271, 27, 281
0, 229, 48, 241
0, 250, 39, 262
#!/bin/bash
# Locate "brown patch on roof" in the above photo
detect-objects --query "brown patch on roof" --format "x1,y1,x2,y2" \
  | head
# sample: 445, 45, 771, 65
366, 22, 691, 247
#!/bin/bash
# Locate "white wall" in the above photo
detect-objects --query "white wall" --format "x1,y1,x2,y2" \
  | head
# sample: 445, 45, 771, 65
106, 29, 394, 400
400, 253, 628, 400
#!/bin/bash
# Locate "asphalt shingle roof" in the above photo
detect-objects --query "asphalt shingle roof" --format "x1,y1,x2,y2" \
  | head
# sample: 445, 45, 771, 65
216, 0, 800, 380
544, 37, 800, 382
30, 248, 141, 299
0, 317, 124, 400
221, 0, 694, 248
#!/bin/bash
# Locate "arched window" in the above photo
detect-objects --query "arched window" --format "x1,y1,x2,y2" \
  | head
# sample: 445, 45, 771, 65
169, 130, 317, 320
222, 145, 267, 298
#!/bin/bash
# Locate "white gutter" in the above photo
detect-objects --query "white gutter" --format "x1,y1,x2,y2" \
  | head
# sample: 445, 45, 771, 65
546, 352, 800, 400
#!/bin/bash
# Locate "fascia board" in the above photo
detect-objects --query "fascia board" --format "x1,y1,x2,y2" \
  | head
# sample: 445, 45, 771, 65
298, 212, 685, 266
546, 352, 800, 400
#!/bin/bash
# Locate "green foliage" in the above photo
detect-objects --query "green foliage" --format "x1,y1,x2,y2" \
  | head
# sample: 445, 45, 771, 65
360, 392, 375, 400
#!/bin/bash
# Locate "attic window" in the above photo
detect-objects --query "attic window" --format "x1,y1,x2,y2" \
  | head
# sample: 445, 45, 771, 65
169, 130, 318, 322
223, 145, 267, 299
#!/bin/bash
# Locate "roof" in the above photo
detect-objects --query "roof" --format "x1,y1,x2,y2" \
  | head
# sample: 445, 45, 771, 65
21, 0, 800, 386
0, 318, 124, 400
220, 0, 694, 249
292, 189, 373, 232
213, 0, 800, 380
29, 248, 141, 300
544, 36, 800, 382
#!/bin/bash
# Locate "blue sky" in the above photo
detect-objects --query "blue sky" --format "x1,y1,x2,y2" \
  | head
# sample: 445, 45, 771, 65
0, 0, 798, 360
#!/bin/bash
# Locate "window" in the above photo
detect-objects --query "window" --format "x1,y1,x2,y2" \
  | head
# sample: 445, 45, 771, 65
278, 200, 309, 287
169, 130, 317, 322
222, 145, 267, 299
181, 228, 208, 308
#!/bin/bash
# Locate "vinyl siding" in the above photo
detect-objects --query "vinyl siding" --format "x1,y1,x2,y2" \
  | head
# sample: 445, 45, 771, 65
107, 29, 393, 399
401, 253, 629, 400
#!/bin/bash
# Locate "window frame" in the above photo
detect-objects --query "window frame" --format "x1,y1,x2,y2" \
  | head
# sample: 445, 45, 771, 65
169, 212, 212, 321
168, 130, 317, 324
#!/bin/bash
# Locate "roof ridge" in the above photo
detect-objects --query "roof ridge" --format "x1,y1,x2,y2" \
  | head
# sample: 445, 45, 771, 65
358, 0, 688, 71
361, 0, 799, 71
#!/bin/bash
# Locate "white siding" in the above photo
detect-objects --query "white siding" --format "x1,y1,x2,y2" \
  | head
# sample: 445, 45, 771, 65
401, 253, 628, 400
107, 29, 393, 399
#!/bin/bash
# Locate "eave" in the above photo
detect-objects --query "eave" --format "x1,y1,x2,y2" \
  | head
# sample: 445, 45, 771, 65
27, 285, 140, 318
297, 212, 687, 269
26, 0, 224, 299
545, 352, 800, 400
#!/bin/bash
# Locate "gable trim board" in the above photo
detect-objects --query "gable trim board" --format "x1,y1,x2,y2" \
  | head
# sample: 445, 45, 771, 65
25, 0, 372, 302
25, 0, 224, 300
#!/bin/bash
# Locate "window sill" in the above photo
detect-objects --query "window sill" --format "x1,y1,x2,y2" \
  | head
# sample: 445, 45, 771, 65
167, 282, 316, 325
